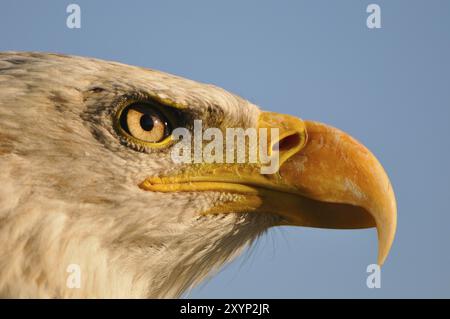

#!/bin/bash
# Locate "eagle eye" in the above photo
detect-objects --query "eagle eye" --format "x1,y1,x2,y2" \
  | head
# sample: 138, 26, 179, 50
117, 102, 173, 146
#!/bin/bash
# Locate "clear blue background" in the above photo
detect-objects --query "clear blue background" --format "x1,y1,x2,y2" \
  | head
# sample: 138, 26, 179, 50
1, 0, 449, 298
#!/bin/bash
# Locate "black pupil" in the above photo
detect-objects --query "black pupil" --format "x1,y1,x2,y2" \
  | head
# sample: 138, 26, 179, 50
140, 114, 154, 131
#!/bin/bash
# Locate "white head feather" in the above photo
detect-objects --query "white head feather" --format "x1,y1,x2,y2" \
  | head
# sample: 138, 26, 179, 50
0, 52, 279, 298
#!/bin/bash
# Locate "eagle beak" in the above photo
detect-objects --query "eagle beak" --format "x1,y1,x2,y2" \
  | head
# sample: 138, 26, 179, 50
140, 112, 397, 265
269, 118, 397, 265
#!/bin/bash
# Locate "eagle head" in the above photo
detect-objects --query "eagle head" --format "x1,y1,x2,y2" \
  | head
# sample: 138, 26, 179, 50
0, 52, 396, 298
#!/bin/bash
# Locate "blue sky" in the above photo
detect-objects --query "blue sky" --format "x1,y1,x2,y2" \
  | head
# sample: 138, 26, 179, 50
1, 0, 449, 298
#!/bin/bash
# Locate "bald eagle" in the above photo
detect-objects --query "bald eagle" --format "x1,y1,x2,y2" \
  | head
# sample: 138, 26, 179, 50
0, 52, 396, 298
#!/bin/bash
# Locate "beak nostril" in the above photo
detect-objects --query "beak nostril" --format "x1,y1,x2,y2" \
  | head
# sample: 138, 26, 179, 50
273, 133, 301, 152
